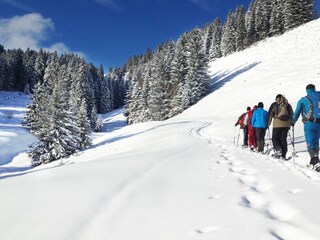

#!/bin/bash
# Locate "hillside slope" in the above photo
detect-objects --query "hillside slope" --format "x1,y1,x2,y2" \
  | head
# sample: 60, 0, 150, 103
1, 19, 320, 240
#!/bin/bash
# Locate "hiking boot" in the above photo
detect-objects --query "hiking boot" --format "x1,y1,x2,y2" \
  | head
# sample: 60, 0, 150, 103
310, 156, 320, 166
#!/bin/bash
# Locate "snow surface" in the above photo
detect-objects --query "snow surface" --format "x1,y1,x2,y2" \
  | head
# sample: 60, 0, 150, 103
1, 19, 320, 240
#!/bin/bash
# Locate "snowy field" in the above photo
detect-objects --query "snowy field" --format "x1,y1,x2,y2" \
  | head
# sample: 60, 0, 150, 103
1, 19, 320, 240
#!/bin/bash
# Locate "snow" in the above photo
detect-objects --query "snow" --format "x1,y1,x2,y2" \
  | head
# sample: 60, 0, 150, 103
1, 19, 320, 240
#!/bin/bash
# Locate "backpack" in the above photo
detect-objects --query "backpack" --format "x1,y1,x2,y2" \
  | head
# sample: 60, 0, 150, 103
275, 96, 290, 121
238, 113, 246, 126
306, 91, 320, 122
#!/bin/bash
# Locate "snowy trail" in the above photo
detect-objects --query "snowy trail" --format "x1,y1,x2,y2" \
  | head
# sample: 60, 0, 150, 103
191, 122, 320, 240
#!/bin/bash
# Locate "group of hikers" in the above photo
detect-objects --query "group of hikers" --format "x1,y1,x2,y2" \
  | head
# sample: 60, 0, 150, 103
235, 84, 320, 171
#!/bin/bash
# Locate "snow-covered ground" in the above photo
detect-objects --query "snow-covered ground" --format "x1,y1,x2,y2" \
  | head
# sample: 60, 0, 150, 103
1, 19, 320, 240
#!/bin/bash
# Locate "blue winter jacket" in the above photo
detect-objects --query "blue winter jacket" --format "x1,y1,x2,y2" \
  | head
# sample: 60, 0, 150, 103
252, 107, 268, 128
293, 88, 316, 123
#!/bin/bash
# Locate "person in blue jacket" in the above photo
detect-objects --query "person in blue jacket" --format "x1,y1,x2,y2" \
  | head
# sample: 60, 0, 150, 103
293, 84, 320, 168
252, 102, 269, 153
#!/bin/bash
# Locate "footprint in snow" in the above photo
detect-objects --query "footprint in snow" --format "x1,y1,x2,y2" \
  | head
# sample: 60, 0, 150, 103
238, 175, 273, 193
288, 188, 302, 194
241, 191, 268, 209
217, 159, 229, 165
196, 226, 220, 234
209, 194, 223, 200
265, 201, 299, 221
229, 165, 258, 175
229, 160, 243, 166
271, 222, 319, 240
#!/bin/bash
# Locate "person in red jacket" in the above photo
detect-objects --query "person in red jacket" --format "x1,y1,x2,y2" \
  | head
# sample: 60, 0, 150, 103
235, 107, 250, 147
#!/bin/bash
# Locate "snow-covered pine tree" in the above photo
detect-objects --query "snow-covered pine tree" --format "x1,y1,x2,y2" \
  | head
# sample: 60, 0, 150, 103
235, 5, 247, 51
170, 33, 188, 116
5, 49, 23, 90
221, 10, 236, 56
99, 77, 113, 114
162, 40, 175, 119
255, 0, 272, 40
209, 18, 222, 60
139, 64, 152, 122
29, 65, 83, 166
148, 45, 166, 121
283, 0, 315, 30
245, 0, 258, 47
77, 98, 92, 148
34, 49, 48, 86
25, 80, 51, 136
0, 56, 6, 90
95, 114, 104, 132
43, 52, 59, 89
126, 68, 143, 124
183, 28, 210, 108
201, 23, 214, 58
21, 48, 37, 93
270, 0, 285, 36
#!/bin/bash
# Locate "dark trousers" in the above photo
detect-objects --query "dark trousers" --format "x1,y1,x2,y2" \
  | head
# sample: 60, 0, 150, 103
243, 126, 248, 146
272, 128, 289, 158
255, 128, 266, 153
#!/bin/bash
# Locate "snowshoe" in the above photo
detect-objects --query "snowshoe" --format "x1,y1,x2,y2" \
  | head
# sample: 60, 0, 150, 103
271, 149, 282, 159
309, 157, 320, 172
314, 163, 320, 172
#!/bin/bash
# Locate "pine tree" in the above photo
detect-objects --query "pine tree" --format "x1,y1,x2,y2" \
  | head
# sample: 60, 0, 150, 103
148, 45, 166, 121
270, 0, 285, 36
99, 77, 113, 114
255, 0, 272, 40
170, 34, 188, 116
235, 6, 247, 51
221, 10, 236, 56
77, 98, 92, 148
209, 18, 222, 60
34, 49, 48, 86
183, 28, 210, 108
283, 0, 314, 30
29, 65, 83, 165
0, 56, 6, 90
245, 0, 258, 47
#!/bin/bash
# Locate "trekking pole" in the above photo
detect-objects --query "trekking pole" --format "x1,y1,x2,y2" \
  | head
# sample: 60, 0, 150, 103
291, 126, 296, 166
234, 126, 236, 146
266, 128, 271, 154
236, 127, 240, 147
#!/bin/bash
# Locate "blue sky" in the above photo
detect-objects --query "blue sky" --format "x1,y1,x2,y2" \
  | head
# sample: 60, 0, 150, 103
0, 0, 319, 70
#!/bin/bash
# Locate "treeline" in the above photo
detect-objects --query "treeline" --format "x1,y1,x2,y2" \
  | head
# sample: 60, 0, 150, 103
24, 52, 128, 166
0, 47, 128, 165
110, 0, 315, 124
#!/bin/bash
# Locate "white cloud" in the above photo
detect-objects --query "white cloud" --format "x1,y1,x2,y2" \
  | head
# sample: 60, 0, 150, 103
0, 13, 85, 57
0, 13, 53, 50
45, 43, 85, 58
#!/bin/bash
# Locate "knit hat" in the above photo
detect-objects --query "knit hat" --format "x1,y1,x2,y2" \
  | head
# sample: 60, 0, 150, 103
258, 102, 264, 108
275, 94, 283, 100
306, 84, 315, 90
247, 106, 251, 111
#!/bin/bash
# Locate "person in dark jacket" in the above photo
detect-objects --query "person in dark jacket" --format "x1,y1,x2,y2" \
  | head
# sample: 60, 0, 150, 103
268, 94, 294, 159
252, 102, 268, 153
